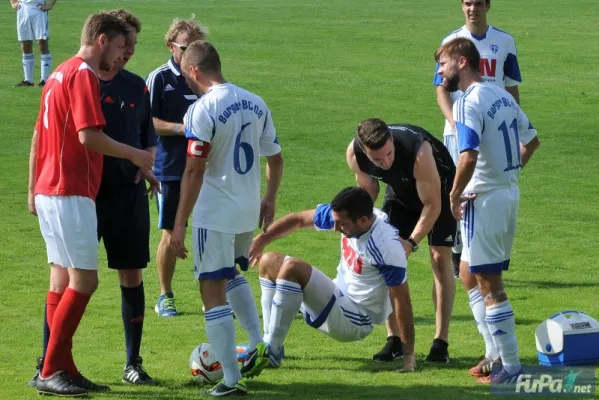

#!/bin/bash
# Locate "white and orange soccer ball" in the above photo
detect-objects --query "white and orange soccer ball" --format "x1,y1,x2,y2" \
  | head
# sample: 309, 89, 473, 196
189, 343, 223, 384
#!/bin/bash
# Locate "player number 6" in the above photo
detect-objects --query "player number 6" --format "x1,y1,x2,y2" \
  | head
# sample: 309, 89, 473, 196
234, 122, 254, 175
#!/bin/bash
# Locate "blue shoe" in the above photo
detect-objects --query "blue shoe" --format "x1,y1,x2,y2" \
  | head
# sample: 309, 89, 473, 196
154, 293, 177, 317
267, 344, 284, 368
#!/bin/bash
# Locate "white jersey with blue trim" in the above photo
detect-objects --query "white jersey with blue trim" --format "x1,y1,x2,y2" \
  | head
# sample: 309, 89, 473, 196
184, 82, 281, 233
313, 204, 407, 325
454, 82, 537, 194
433, 25, 522, 137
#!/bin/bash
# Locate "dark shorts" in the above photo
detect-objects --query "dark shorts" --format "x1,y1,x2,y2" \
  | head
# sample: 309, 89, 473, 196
382, 185, 457, 248
96, 181, 150, 270
155, 180, 181, 230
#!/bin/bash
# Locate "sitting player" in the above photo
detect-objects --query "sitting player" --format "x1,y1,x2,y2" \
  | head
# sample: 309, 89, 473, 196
249, 187, 416, 372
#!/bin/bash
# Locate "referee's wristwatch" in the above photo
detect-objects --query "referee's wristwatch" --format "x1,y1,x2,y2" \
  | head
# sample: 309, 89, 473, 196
407, 238, 419, 252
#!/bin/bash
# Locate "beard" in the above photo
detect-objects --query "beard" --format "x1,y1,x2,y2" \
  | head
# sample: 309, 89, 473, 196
99, 50, 116, 72
443, 72, 460, 92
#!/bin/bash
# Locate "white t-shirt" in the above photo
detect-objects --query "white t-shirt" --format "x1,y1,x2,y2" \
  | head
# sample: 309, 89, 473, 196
453, 82, 537, 194
313, 204, 407, 325
184, 82, 281, 233
434, 25, 522, 136
20, 0, 45, 6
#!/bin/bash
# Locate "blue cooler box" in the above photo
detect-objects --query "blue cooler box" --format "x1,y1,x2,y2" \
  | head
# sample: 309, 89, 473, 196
536, 310, 599, 366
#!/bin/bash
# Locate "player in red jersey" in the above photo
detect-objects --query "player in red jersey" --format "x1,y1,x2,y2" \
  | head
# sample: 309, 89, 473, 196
27, 12, 153, 397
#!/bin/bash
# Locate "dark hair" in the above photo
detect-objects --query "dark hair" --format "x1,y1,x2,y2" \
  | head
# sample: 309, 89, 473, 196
461, 0, 490, 4
80, 12, 129, 46
107, 8, 142, 34
181, 41, 221, 74
434, 37, 480, 74
356, 118, 391, 150
331, 187, 374, 222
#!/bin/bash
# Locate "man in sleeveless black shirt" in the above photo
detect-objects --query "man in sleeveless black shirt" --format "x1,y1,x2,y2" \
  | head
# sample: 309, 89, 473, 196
346, 118, 456, 363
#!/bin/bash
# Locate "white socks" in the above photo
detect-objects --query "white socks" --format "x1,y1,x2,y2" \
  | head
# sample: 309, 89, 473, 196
225, 275, 263, 350
41, 54, 52, 82
204, 305, 242, 388
264, 279, 303, 355
468, 287, 499, 361
259, 277, 276, 336
23, 53, 34, 83
485, 300, 521, 374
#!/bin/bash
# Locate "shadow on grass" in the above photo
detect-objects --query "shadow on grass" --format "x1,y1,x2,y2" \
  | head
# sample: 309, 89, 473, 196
99, 381, 495, 400
504, 278, 599, 290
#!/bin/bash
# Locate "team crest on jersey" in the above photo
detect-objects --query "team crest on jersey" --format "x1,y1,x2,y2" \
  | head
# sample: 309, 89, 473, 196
490, 44, 499, 54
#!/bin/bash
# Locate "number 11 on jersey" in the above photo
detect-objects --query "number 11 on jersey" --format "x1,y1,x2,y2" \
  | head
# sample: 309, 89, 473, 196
499, 118, 521, 172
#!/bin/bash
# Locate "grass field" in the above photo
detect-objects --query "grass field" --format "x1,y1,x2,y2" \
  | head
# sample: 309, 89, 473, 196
1, 0, 598, 398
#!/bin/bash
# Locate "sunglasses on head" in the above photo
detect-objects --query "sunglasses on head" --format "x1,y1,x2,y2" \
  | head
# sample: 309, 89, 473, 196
171, 42, 188, 51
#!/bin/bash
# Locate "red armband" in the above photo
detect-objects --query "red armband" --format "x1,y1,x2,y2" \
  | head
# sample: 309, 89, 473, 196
187, 139, 211, 158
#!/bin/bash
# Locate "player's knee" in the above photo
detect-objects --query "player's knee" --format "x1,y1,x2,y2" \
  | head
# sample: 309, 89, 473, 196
38, 40, 49, 53
278, 257, 309, 283
430, 247, 451, 272
258, 252, 282, 278
118, 269, 143, 287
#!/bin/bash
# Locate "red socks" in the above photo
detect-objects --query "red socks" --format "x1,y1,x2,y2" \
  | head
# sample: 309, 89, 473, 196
42, 288, 91, 379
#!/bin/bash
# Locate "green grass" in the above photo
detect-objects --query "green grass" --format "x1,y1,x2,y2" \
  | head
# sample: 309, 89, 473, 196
1, 0, 598, 398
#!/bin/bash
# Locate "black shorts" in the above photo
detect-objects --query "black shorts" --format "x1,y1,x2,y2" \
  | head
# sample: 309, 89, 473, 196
96, 182, 150, 270
155, 180, 180, 230
382, 187, 456, 248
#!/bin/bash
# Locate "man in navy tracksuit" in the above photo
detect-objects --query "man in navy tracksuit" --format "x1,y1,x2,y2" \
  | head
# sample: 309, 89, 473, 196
146, 18, 207, 317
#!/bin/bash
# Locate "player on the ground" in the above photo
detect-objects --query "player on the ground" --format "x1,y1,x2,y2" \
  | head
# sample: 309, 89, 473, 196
433, 0, 523, 276
250, 187, 416, 373
346, 119, 456, 363
27, 12, 153, 397
169, 41, 284, 396
26, 9, 159, 388
435, 37, 540, 383
146, 17, 208, 317
11, 0, 56, 86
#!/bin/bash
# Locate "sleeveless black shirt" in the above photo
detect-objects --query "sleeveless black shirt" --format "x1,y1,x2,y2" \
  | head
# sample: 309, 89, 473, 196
354, 123, 455, 212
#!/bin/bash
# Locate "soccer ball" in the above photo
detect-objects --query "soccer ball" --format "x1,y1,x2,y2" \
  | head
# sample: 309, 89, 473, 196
189, 343, 223, 384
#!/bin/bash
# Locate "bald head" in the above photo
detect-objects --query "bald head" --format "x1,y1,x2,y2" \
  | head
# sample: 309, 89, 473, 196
181, 41, 221, 75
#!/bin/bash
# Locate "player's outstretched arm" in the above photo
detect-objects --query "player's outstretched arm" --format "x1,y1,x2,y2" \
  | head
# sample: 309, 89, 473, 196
409, 141, 442, 253
260, 152, 284, 232
153, 118, 185, 137
250, 209, 316, 267
27, 129, 39, 216
389, 283, 416, 372
436, 86, 456, 131
78, 128, 154, 170
346, 140, 380, 201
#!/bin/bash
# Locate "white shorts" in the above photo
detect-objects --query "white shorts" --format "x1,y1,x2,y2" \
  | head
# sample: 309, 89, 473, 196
461, 187, 519, 274
300, 267, 374, 342
192, 228, 253, 280
35, 194, 98, 270
17, 4, 49, 41
443, 134, 459, 164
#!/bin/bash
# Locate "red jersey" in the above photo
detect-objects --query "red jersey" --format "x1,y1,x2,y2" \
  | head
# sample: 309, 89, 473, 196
34, 56, 106, 200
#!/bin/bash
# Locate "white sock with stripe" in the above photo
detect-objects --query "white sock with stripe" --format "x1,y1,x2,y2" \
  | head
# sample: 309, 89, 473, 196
225, 275, 263, 351
485, 300, 521, 374
205, 305, 242, 388
41, 54, 52, 81
264, 279, 303, 355
468, 287, 499, 360
23, 53, 34, 83
259, 277, 276, 336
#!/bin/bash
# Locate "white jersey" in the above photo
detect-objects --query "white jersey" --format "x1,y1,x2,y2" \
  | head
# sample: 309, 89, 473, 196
434, 25, 522, 136
184, 83, 281, 233
453, 82, 537, 194
313, 204, 407, 325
